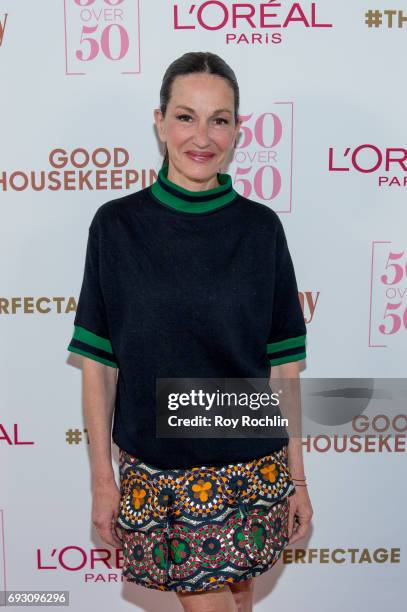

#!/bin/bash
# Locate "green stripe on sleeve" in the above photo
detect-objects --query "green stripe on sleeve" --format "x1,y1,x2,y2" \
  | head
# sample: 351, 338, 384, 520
67, 345, 118, 368
72, 325, 114, 354
267, 334, 306, 354
269, 351, 306, 366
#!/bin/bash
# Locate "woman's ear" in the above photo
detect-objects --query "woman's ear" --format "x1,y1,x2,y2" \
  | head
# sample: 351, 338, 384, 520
234, 117, 242, 147
153, 108, 166, 144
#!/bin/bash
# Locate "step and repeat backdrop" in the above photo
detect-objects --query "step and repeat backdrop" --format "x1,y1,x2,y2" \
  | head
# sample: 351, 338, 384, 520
1, 1, 405, 610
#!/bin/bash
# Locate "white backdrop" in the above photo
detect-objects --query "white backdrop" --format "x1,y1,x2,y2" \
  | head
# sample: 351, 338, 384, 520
1, 1, 405, 610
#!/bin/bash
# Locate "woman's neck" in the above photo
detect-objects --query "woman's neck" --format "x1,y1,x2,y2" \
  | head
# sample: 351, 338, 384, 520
167, 162, 220, 192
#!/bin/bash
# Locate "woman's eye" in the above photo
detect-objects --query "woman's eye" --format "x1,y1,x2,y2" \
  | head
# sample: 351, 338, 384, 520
175, 115, 229, 125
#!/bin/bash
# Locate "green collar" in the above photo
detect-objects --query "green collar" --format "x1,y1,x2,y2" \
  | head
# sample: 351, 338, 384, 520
150, 165, 238, 214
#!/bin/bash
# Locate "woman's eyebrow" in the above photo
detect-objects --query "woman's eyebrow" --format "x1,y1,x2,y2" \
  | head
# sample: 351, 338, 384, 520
174, 105, 232, 115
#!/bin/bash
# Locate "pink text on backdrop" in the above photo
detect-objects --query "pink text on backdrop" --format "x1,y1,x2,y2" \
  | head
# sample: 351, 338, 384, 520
369, 242, 407, 347
64, 0, 141, 75
231, 104, 293, 212
329, 145, 407, 187
173, 1, 333, 44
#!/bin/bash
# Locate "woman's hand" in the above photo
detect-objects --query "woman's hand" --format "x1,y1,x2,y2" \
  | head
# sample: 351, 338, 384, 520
287, 486, 313, 545
91, 478, 123, 548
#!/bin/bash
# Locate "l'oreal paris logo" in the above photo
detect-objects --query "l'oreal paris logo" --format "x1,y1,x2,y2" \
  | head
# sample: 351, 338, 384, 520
329, 145, 407, 187
172, 2, 333, 45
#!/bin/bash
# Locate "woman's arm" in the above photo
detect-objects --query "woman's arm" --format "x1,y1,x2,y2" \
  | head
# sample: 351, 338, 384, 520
270, 360, 313, 544
82, 358, 122, 547
269, 360, 305, 479
83, 358, 117, 484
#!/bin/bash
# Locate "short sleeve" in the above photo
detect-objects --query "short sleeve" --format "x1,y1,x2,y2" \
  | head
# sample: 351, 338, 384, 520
266, 217, 307, 367
67, 221, 118, 369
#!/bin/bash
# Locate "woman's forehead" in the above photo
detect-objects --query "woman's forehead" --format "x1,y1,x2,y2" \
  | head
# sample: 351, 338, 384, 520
169, 73, 234, 107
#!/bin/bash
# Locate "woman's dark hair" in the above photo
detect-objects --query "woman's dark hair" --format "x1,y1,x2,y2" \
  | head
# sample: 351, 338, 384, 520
159, 51, 240, 167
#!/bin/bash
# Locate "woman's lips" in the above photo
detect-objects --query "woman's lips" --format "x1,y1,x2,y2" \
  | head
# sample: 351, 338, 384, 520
185, 151, 215, 163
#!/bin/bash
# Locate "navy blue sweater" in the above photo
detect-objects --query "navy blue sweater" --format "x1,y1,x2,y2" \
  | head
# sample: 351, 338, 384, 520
67, 166, 306, 468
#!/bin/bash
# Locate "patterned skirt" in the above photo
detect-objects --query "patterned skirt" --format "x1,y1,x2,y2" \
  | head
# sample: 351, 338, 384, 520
115, 445, 296, 593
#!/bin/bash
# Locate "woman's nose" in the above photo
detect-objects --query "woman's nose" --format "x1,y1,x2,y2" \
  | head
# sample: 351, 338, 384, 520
193, 121, 211, 146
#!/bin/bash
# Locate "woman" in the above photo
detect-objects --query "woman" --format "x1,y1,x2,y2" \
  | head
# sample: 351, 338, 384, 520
67, 51, 313, 611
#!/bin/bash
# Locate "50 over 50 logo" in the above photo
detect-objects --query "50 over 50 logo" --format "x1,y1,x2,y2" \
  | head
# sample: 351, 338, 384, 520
369, 242, 407, 347
64, 0, 141, 75
232, 104, 293, 212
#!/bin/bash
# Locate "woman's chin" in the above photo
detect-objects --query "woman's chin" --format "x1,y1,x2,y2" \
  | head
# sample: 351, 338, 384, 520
184, 160, 220, 179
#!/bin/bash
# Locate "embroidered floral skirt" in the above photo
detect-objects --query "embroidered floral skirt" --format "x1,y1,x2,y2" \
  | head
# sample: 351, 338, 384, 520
115, 445, 296, 593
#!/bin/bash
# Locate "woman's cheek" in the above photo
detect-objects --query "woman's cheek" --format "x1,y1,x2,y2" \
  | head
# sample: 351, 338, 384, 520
217, 136, 234, 153
213, 129, 234, 148
170, 127, 191, 145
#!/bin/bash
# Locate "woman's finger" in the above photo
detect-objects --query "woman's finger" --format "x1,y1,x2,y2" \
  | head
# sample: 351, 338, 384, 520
288, 517, 311, 544
113, 521, 124, 544
287, 499, 296, 539
95, 526, 118, 548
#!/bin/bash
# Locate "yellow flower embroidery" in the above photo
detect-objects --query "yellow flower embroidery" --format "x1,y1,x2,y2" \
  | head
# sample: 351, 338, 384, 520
191, 479, 213, 502
132, 487, 146, 509
260, 463, 278, 483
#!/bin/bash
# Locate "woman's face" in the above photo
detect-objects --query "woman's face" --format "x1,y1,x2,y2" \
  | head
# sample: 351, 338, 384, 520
154, 72, 241, 190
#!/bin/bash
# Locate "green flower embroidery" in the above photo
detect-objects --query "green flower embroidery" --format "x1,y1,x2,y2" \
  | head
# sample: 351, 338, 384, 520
171, 539, 188, 564
236, 529, 245, 549
153, 544, 167, 569
251, 525, 266, 550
